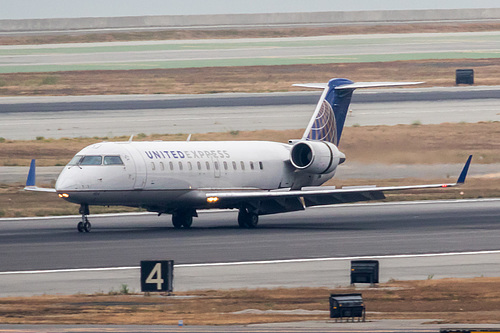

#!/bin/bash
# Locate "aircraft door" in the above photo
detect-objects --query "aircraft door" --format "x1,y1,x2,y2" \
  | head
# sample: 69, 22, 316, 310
123, 145, 147, 189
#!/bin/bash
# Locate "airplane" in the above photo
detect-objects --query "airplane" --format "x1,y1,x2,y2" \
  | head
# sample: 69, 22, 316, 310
25, 78, 472, 233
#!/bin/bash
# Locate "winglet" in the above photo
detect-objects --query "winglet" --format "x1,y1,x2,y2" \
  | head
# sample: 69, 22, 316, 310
457, 155, 473, 184
26, 159, 36, 187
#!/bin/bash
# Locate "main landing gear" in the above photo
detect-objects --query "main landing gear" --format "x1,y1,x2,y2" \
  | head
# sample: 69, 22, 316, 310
238, 208, 259, 228
77, 204, 91, 233
172, 210, 196, 229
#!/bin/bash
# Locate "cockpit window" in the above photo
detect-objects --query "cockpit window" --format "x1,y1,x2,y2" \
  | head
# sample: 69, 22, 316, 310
80, 155, 102, 165
68, 155, 83, 166
103, 156, 124, 165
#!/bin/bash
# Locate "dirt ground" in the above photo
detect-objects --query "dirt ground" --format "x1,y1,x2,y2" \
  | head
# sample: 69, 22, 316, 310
1, 277, 500, 325
1, 58, 500, 96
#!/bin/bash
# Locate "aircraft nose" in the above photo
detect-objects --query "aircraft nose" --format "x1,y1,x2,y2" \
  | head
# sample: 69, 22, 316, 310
55, 173, 78, 191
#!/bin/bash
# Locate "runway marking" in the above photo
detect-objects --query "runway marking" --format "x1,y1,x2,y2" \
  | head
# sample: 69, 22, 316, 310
1, 198, 499, 222
2, 249, 500, 275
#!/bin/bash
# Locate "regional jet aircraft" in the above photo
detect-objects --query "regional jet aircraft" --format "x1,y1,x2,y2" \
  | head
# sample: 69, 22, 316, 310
25, 78, 472, 232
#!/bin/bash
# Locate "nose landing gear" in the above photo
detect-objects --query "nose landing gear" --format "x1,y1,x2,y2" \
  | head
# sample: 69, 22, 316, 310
77, 204, 91, 233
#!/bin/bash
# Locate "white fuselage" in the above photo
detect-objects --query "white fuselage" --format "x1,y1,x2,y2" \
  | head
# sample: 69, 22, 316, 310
55, 141, 338, 213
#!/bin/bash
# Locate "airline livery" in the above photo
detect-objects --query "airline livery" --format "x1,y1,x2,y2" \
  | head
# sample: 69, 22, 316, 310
25, 78, 472, 232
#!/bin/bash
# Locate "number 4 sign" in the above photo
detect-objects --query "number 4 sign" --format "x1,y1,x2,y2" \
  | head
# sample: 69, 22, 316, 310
141, 260, 174, 292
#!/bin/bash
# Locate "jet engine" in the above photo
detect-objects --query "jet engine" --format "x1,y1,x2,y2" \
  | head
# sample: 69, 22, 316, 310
290, 141, 345, 174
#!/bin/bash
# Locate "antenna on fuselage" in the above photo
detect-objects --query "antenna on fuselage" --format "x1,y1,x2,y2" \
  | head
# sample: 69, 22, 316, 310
187, 134, 192, 142
128, 135, 134, 142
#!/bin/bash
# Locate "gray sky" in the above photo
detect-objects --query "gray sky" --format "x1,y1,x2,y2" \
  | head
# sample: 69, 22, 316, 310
1, 0, 500, 20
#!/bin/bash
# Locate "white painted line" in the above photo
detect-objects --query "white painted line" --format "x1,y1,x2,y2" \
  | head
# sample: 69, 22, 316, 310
2, 250, 500, 275
0, 266, 139, 275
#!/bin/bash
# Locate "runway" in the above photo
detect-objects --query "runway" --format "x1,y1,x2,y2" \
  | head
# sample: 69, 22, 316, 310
1, 199, 500, 296
1, 86, 499, 140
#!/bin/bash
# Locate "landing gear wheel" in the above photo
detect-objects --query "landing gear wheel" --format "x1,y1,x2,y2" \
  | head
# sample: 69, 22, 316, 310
238, 209, 259, 228
246, 213, 259, 228
172, 214, 183, 229
77, 221, 84, 232
238, 217, 247, 228
83, 221, 91, 233
172, 212, 193, 229
182, 215, 193, 229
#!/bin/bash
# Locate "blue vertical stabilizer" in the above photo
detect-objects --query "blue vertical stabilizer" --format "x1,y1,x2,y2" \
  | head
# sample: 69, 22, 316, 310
301, 78, 354, 146
296, 78, 424, 146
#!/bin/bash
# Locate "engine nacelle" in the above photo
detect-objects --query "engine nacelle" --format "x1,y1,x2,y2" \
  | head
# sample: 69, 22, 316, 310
290, 141, 345, 174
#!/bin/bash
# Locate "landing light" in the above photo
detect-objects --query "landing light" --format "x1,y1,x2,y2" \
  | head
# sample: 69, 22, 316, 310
58, 193, 69, 198
207, 197, 219, 203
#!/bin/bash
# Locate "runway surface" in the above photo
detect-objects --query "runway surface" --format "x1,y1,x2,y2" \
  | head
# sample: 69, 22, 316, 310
1, 199, 500, 296
3, 199, 500, 271
1, 87, 499, 140
1, 31, 499, 72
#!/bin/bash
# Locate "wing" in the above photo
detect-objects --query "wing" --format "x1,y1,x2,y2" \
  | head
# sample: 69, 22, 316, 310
23, 159, 57, 193
205, 155, 472, 214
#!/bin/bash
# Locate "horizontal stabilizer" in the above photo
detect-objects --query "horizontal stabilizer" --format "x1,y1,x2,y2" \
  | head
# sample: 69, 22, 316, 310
293, 81, 423, 90
335, 81, 424, 90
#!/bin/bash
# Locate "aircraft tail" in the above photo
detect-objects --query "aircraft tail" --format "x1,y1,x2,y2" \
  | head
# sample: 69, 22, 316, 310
295, 79, 423, 146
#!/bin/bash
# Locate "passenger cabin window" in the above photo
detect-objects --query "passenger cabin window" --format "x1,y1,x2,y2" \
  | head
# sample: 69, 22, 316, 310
80, 155, 102, 166
232, 161, 237, 170
206, 161, 210, 170
197, 161, 201, 170
240, 161, 245, 170
223, 161, 228, 170
214, 161, 219, 170
250, 161, 254, 170
103, 156, 124, 165
188, 162, 193, 170
259, 161, 264, 170
160, 162, 165, 171
151, 162, 156, 170
169, 162, 174, 171
178, 161, 183, 170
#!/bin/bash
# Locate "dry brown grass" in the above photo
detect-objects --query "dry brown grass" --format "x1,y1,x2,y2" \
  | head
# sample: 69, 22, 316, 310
1, 22, 500, 45
2, 122, 499, 167
1, 59, 500, 96
2, 277, 500, 325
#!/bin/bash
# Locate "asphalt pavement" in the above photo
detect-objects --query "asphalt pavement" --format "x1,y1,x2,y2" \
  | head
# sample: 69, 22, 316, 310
1, 199, 500, 297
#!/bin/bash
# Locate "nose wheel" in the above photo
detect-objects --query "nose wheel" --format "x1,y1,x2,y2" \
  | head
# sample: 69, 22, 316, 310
77, 204, 91, 233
